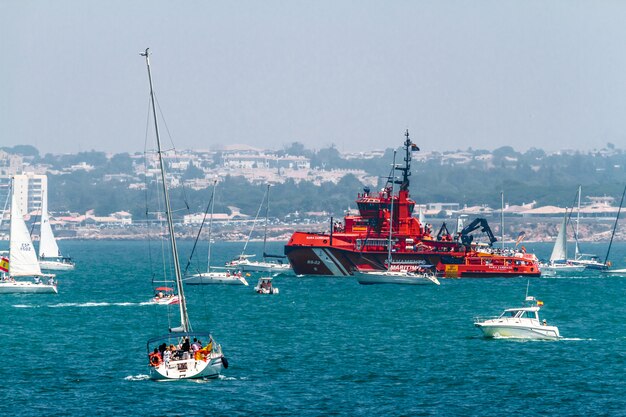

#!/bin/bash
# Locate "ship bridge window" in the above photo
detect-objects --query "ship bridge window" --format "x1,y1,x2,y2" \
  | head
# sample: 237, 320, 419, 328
500, 311, 517, 318
358, 203, 380, 212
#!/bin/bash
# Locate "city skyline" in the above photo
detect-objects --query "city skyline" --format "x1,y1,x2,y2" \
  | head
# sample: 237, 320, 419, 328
3, 2, 626, 155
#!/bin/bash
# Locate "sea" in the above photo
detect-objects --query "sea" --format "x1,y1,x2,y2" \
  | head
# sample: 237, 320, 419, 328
1, 240, 625, 416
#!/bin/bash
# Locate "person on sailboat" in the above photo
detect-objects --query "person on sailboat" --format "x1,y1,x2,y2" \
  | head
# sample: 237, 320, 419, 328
149, 348, 162, 366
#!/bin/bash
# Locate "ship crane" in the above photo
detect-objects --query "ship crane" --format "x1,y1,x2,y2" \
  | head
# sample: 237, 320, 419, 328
459, 218, 498, 248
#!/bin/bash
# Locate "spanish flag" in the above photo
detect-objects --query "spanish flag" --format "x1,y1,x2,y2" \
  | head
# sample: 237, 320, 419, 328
537, 300, 544, 306
0, 257, 8, 273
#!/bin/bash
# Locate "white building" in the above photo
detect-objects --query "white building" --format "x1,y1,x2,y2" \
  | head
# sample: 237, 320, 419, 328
11, 173, 48, 216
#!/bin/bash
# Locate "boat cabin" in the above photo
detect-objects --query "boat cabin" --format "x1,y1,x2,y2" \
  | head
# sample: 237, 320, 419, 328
499, 307, 540, 321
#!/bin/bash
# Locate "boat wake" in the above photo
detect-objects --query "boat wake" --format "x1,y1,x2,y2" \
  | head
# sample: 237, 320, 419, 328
124, 374, 150, 381
46, 302, 153, 308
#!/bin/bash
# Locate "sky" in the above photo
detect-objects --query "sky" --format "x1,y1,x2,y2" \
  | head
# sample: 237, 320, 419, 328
2, 1, 626, 155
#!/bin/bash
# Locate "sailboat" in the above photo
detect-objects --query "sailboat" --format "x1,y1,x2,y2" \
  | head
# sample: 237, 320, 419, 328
356, 151, 440, 286
184, 179, 248, 286
602, 185, 626, 276
227, 184, 293, 275
141, 48, 226, 380
569, 186, 606, 270
38, 203, 75, 271
541, 209, 585, 274
0, 179, 57, 294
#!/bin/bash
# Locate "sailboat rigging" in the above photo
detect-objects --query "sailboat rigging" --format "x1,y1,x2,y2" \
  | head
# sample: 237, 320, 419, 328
227, 184, 293, 274
356, 149, 440, 285
141, 48, 226, 380
184, 179, 248, 285
602, 184, 626, 276
37, 188, 75, 271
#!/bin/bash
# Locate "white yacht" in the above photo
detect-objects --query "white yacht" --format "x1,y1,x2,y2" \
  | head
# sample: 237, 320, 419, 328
185, 180, 248, 286
185, 269, 249, 286
141, 48, 226, 380
541, 211, 585, 274
38, 207, 75, 271
356, 268, 440, 285
474, 296, 561, 340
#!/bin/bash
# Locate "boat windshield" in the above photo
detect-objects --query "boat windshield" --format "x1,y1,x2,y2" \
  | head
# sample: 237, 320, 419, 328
499, 310, 520, 318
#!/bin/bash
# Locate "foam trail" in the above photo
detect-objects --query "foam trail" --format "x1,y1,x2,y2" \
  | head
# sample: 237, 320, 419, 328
124, 374, 150, 381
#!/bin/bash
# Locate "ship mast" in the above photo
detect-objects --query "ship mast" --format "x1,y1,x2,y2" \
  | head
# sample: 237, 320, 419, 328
141, 48, 190, 332
395, 129, 417, 192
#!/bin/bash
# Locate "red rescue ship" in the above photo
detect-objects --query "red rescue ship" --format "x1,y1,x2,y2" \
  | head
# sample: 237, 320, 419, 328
284, 131, 541, 278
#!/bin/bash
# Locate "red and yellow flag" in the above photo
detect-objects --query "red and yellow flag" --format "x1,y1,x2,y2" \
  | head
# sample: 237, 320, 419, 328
0, 257, 8, 273
537, 300, 544, 306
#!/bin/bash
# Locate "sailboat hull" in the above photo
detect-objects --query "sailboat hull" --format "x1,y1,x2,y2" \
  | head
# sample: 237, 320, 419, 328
0, 281, 58, 294
356, 271, 440, 285
39, 260, 75, 271
185, 272, 248, 285
150, 355, 224, 381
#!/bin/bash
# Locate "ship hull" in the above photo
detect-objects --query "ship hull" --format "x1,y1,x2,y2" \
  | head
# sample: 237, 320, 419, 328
285, 245, 540, 278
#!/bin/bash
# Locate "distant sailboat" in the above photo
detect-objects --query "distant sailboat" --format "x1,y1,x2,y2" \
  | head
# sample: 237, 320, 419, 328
541, 209, 584, 274
356, 151, 440, 286
227, 184, 293, 275
141, 48, 227, 380
184, 180, 248, 285
568, 186, 607, 270
0, 179, 57, 294
38, 206, 75, 271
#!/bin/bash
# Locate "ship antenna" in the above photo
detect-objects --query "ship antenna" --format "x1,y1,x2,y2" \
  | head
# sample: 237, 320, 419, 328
396, 129, 418, 192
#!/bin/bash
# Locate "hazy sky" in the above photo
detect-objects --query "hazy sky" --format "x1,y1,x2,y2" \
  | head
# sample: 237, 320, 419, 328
3, 1, 626, 155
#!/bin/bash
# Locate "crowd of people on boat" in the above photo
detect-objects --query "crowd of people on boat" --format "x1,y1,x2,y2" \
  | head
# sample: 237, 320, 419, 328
148, 337, 213, 366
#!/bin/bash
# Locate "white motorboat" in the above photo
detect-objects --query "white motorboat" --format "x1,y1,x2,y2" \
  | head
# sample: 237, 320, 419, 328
151, 287, 180, 305
185, 269, 249, 285
141, 49, 226, 380
0, 181, 57, 294
474, 296, 561, 340
254, 276, 279, 294
38, 206, 75, 271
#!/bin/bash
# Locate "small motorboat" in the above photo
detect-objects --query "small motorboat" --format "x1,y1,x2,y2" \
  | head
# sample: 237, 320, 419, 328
254, 276, 279, 294
151, 287, 180, 305
474, 296, 561, 340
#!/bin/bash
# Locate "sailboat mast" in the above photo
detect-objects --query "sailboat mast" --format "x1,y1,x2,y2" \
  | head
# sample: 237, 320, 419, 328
142, 48, 189, 332
604, 184, 626, 265
207, 180, 217, 273
575, 185, 581, 258
387, 151, 397, 270
262, 184, 270, 259
501, 191, 504, 250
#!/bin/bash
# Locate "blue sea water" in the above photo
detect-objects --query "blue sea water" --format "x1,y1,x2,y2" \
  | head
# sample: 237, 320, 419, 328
1, 240, 625, 416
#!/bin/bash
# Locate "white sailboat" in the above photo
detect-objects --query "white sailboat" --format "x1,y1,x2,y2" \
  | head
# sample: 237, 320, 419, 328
38, 206, 75, 271
227, 184, 293, 275
184, 180, 248, 286
541, 209, 584, 274
0, 180, 57, 294
141, 49, 227, 380
569, 186, 606, 270
356, 151, 440, 286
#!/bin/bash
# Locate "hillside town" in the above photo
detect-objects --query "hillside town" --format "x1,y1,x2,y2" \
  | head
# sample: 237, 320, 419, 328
0, 143, 625, 243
